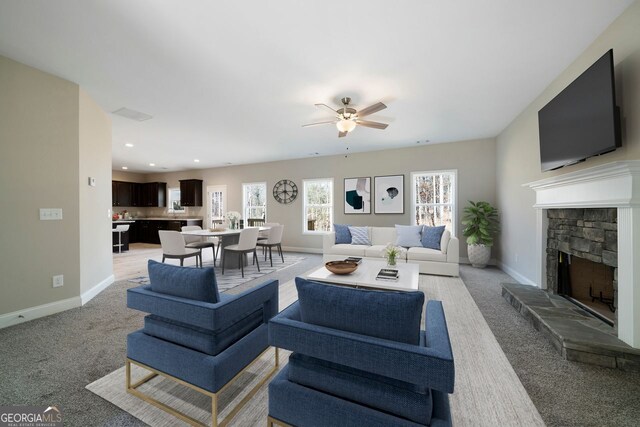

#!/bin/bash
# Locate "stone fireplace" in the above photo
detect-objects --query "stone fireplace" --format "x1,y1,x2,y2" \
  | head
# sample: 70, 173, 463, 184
526, 161, 640, 349
545, 208, 617, 325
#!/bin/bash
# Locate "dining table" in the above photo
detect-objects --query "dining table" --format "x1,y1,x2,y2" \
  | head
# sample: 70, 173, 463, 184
181, 226, 270, 269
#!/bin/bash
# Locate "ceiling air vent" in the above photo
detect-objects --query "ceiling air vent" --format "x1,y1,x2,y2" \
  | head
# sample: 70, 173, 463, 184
112, 107, 153, 121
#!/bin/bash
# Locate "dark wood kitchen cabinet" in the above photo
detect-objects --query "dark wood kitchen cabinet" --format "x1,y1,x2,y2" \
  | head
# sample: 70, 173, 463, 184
112, 181, 133, 207
128, 219, 203, 244
179, 179, 203, 207
140, 182, 167, 207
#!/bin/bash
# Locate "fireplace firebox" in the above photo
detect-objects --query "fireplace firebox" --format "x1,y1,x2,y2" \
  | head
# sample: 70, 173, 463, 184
546, 208, 618, 326
557, 251, 616, 323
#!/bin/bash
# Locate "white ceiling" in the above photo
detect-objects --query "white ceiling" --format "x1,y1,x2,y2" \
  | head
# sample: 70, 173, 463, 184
0, 1, 633, 173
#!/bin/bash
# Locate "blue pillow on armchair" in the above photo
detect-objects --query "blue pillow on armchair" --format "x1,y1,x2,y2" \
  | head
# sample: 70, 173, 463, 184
333, 224, 352, 244
295, 277, 424, 345
148, 260, 220, 303
422, 226, 446, 250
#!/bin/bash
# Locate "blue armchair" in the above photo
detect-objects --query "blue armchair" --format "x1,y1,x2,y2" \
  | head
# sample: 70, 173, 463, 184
267, 278, 455, 427
126, 260, 279, 427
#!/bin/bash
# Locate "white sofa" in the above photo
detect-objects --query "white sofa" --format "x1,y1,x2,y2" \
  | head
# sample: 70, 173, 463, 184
323, 226, 459, 276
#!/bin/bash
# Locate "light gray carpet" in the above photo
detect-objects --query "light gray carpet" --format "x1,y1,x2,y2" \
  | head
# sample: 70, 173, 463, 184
460, 265, 640, 427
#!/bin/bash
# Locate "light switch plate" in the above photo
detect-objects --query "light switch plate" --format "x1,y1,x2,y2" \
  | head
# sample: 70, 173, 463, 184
40, 208, 63, 220
88, 177, 96, 187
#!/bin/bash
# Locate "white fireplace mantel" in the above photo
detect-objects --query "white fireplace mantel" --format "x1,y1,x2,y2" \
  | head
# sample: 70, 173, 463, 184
525, 161, 640, 348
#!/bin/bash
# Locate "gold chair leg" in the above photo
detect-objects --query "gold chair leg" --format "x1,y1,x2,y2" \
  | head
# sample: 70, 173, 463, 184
126, 347, 279, 427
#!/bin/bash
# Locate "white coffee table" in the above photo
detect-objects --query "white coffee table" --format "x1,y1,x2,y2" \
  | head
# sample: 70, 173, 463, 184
306, 260, 419, 292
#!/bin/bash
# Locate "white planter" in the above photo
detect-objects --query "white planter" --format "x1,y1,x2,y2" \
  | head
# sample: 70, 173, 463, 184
468, 244, 491, 268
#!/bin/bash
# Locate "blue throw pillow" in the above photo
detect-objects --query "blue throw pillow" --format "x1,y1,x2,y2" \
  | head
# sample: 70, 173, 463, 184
295, 277, 424, 345
148, 260, 220, 303
334, 224, 352, 244
395, 225, 423, 247
348, 226, 371, 245
422, 226, 446, 250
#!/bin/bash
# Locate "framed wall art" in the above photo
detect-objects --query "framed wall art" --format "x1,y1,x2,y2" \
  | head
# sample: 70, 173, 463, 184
374, 175, 404, 214
344, 177, 371, 214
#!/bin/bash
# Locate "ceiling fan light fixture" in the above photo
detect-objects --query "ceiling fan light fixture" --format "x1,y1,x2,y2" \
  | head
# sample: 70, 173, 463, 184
336, 119, 356, 133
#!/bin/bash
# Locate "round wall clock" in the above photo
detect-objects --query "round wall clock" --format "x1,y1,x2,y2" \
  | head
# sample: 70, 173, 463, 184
273, 179, 298, 204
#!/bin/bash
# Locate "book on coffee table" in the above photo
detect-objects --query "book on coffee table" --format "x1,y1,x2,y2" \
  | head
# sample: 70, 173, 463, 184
376, 268, 399, 281
344, 257, 363, 264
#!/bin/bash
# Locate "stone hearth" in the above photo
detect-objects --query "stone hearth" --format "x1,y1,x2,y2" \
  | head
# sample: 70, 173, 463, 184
502, 282, 640, 371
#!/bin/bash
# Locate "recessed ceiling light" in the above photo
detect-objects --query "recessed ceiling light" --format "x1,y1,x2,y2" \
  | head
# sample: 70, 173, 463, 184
122, 166, 128, 170
194, 159, 200, 163
149, 163, 155, 167
124, 143, 134, 148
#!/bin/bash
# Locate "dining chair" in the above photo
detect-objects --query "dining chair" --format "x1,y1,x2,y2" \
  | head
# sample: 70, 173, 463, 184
257, 224, 284, 266
258, 223, 280, 256
182, 225, 219, 265
221, 227, 260, 278
158, 230, 201, 267
112, 224, 130, 254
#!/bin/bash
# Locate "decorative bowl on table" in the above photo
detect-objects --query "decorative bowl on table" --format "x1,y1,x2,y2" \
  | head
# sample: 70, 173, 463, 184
209, 227, 226, 232
325, 261, 359, 275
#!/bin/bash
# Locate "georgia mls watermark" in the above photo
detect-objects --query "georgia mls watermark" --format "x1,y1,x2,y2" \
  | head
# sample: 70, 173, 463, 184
0, 406, 62, 427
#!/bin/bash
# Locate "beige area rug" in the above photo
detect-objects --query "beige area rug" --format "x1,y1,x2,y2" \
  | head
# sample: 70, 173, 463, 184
86, 273, 544, 427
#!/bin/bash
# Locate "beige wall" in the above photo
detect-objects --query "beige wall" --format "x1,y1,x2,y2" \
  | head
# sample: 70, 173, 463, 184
136, 138, 497, 257
0, 55, 81, 314
112, 169, 146, 183
496, 2, 640, 283
79, 89, 113, 295
0, 56, 112, 320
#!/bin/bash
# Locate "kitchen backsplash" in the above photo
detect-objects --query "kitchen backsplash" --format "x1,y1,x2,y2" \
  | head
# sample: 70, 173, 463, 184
113, 206, 205, 219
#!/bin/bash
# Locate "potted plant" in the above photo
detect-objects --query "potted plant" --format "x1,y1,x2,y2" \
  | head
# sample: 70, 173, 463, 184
384, 244, 405, 267
462, 201, 499, 268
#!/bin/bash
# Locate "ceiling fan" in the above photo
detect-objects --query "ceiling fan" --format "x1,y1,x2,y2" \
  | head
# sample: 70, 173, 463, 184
302, 97, 388, 138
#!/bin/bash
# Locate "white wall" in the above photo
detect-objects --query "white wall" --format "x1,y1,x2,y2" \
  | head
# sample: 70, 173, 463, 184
496, 2, 640, 284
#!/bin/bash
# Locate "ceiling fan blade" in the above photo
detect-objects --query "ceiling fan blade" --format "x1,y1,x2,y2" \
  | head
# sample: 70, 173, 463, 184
356, 120, 388, 130
315, 103, 338, 115
356, 102, 387, 118
302, 120, 337, 128
338, 131, 348, 138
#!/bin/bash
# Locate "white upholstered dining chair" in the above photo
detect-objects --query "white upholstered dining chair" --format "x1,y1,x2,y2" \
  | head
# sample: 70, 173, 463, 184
221, 227, 260, 278
158, 230, 201, 267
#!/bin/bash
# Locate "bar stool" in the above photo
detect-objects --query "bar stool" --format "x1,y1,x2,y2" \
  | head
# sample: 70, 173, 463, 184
113, 224, 130, 254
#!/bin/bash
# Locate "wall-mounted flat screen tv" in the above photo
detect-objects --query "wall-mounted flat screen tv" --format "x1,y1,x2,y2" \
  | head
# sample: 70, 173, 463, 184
538, 49, 621, 172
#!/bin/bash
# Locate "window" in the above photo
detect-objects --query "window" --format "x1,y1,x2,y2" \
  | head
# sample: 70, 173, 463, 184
303, 178, 333, 233
207, 185, 227, 227
242, 182, 267, 222
411, 170, 457, 235
167, 188, 184, 213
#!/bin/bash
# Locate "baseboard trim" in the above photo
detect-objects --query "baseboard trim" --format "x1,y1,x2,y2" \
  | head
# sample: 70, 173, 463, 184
0, 296, 82, 330
281, 246, 323, 254
81, 274, 115, 305
460, 257, 498, 266
497, 261, 538, 287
